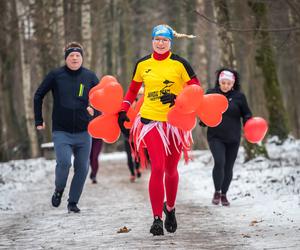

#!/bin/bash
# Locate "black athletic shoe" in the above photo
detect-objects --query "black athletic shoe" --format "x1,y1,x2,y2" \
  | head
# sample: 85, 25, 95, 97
90, 173, 97, 184
136, 170, 142, 178
150, 216, 164, 236
91, 176, 97, 184
163, 202, 177, 233
67, 203, 80, 213
51, 189, 63, 207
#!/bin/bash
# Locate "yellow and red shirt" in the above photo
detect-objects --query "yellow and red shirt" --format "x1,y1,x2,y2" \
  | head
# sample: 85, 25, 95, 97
130, 52, 197, 121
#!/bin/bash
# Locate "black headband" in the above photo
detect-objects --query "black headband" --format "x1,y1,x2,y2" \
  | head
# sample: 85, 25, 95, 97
64, 47, 83, 59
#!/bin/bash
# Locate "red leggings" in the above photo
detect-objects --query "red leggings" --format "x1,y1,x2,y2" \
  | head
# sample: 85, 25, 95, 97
144, 126, 182, 218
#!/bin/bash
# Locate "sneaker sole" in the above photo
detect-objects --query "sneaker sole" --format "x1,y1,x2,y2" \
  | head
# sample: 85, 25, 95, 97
212, 200, 220, 205
221, 203, 230, 206
68, 210, 80, 213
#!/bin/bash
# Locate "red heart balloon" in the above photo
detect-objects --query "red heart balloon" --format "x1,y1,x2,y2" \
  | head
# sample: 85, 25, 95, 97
198, 111, 222, 127
88, 114, 120, 143
89, 81, 123, 114
197, 94, 228, 127
175, 85, 204, 114
167, 107, 197, 131
89, 75, 117, 98
198, 94, 228, 113
244, 117, 268, 143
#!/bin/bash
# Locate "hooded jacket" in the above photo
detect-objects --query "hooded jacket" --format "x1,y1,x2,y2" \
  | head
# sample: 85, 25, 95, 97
206, 87, 252, 143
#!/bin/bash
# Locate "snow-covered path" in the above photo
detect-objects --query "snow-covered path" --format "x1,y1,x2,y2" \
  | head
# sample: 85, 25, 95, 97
0, 158, 244, 250
0, 138, 300, 249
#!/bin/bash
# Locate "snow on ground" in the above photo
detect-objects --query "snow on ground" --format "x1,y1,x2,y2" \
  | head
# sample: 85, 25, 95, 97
0, 136, 299, 249
179, 137, 300, 249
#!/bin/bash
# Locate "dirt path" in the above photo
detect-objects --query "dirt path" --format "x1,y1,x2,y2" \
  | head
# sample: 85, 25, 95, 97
0, 159, 299, 249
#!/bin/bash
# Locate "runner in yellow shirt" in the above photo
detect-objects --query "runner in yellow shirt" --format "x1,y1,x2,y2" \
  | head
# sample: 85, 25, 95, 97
118, 24, 201, 236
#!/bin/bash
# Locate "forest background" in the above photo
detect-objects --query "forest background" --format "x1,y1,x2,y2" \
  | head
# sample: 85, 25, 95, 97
0, 0, 299, 161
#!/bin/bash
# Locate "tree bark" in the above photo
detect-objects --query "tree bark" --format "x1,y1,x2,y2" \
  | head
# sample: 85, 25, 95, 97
249, 1, 290, 142
213, 0, 235, 67
81, 0, 92, 69
16, 0, 39, 158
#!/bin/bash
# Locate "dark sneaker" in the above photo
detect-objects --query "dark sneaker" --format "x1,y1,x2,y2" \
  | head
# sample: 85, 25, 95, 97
163, 202, 177, 233
136, 170, 142, 178
91, 176, 97, 184
212, 191, 221, 205
90, 173, 97, 184
221, 194, 230, 206
67, 203, 80, 213
51, 189, 64, 207
150, 216, 164, 236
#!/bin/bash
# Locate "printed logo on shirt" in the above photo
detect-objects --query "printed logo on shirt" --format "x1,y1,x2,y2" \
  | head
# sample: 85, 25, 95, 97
160, 79, 175, 93
163, 79, 174, 86
147, 89, 170, 101
146, 79, 175, 101
145, 69, 152, 73
147, 91, 159, 101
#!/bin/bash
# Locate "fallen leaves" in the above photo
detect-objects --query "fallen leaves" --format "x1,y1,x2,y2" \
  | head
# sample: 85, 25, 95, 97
241, 233, 251, 238
250, 219, 263, 226
117, 226, 131, 233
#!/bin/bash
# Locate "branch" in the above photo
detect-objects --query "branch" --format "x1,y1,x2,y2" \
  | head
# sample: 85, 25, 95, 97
194, 10, 300, 32
286, 0, 300, 19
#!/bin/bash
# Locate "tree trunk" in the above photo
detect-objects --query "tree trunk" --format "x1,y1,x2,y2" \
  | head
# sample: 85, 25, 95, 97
213, 0, 235, 67
16, 0, 39, 158
63, 0, 83, 43
269, 0, 300, 138
91, 0, 107, 77
81, 0, 92, 69
249, 1, 290, 142
0, 1, 25, 160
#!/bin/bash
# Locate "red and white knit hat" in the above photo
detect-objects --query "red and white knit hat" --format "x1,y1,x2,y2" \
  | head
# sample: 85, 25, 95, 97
219, 70, 235, 82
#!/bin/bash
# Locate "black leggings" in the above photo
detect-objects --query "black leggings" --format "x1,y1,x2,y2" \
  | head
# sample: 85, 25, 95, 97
208, 139, 240, 194
124, 139, 140, 176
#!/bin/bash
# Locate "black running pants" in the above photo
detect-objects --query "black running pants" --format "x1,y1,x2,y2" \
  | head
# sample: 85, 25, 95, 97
208, 139, 240, 194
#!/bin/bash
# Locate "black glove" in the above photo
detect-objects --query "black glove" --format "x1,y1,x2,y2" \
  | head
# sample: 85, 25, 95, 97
160, 93, 176, 107
118, 111, 130, 137
199, 120, 207, 127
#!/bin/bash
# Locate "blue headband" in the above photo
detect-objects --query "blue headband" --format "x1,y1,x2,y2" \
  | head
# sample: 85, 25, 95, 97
64, 47, 83, 59
152, 25, 174, 40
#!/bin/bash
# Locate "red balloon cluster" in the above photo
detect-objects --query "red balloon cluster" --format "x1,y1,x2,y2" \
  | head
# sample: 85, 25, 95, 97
88, 75, 124, 143
244, 117, 268, 143
167, 85, 229, 131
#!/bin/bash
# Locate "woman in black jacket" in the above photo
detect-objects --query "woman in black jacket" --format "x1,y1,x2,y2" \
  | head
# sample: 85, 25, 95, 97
202, 68, 252, 206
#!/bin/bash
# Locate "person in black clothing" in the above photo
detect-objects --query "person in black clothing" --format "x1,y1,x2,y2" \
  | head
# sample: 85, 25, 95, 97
34, 41, 99, 213
200, 68, 252, 206
89, 138, 103, 184
123, 131, 141, 183
122, 88, 144, 183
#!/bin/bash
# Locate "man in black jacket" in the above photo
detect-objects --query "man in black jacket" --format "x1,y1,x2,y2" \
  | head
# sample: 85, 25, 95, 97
34, 42, 99, 213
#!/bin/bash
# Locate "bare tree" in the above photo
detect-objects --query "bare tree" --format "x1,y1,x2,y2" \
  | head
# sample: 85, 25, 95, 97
0, 0, 28, 160
249, 0, 289, 142
269, 0, 300, 138
16, 0, 39, 157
